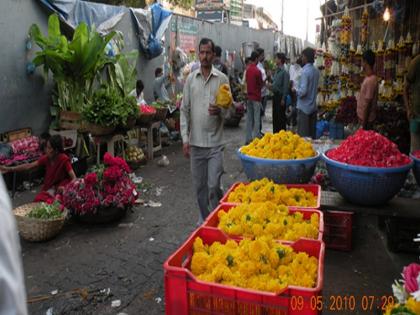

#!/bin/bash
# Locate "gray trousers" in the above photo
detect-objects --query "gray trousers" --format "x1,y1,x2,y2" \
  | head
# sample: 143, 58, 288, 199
297, 109, 317, 139
246, 100, 262, 143
190, 145, 224, 223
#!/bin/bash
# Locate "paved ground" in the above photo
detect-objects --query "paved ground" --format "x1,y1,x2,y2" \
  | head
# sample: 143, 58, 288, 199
12, 108, 418, 315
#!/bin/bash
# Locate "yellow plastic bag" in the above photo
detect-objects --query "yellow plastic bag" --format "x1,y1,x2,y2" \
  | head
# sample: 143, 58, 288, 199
215, 84, 233, 109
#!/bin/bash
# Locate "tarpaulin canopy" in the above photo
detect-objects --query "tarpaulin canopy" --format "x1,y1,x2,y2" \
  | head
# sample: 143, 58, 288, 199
38, 0, 172, 59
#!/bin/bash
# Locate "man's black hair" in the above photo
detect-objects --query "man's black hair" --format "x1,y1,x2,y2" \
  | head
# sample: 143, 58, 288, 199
256, 47, 264, 57
363, 49, 376, 67
215, 45, 222, 57
302, 47, 315, 63
198, 38, 215, 52
155, 68, 163, 77
276, 52, 286, 63
250, 51, 259, 62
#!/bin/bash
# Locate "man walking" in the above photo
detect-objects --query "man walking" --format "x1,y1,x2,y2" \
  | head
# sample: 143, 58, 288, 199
295, 48, 320, 138
180, 38, 230, 223
256, 48, 268, 120
404, 52, 420, 152
271, 52, 290, 133
245, 51, 264, 143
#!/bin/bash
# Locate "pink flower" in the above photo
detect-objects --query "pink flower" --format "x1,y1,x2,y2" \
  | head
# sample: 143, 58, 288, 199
403, 263, 420, 293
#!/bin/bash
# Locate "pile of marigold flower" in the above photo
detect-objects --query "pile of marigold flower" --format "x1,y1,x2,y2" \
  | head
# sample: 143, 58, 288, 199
227, 178, 317, 207
240, 131, 316, 159
217, 202, 319, 241
191, 236, 318, 292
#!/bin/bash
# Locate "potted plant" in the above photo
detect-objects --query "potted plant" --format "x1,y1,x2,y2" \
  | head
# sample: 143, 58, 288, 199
60, 153, 137, 224
29, 14, 116, 126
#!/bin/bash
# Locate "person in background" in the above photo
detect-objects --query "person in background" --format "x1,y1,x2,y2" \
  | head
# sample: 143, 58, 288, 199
180, 37, 230, 224
289, 57, 303, 89
213, 45, 228, 75
241, 57, 251, 96
0, 135, 76, 203
153, 67, 171, 102
39, 132, 51, 154
271, 52, 290, 133
295, 47, 320, 139
256, 48, 268, 120
245, 51, 264, 144
135, 79, 145, 104
0, 176, 28, 315
404, 52, 420, 152
357, 49, 378, 130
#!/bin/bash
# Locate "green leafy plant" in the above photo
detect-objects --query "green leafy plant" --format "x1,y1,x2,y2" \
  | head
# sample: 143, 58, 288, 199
28, 202, 64, 220
83, 88, 122, 126
29, 14, 116, 112
107, 45, 139, 98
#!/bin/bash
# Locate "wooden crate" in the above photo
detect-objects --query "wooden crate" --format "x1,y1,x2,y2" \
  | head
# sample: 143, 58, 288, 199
59, 111, 83, 130
3, 128, 32, 142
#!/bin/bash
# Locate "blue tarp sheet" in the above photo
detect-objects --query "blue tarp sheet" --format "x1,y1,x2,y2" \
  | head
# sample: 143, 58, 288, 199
38, 0, 172, 59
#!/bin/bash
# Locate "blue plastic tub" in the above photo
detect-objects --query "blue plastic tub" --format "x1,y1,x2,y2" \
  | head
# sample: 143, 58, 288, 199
237, 150, 320, 184
410, 153, 420, 186
322, 151, 413, 206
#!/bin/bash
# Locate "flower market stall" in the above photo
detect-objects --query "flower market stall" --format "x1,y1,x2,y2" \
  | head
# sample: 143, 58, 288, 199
316, 1, 420, 146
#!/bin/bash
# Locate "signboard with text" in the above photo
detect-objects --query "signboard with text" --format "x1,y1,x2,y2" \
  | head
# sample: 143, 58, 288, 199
196, 10, 224, 22
170, 20, 198, 53
195, 0, 226, 10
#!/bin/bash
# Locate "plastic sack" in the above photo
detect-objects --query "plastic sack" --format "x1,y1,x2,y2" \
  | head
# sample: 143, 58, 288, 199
216, 84, 233, 109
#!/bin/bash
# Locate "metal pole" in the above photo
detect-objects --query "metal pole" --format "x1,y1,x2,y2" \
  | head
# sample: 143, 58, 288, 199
281, 0, 284, 34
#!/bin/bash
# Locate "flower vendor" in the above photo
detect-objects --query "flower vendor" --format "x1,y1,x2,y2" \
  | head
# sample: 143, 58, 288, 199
0, 135, 76, 202
356, 49, 378, 130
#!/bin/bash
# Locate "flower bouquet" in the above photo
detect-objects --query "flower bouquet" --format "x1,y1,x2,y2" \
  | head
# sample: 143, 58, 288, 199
60, 153, 137, 223
384, 263, 420, 314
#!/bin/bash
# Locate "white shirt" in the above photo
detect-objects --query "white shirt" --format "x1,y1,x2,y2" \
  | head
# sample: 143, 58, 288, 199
181, 66, 229, 147
257, 62, 268, 97
0, 176, 28, 315
289, 63, 302, 89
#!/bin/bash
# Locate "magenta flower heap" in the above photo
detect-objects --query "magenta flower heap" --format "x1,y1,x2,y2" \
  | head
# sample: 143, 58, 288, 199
60, 153, 137, 215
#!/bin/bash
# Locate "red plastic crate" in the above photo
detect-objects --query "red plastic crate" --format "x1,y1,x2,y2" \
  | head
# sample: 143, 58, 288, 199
220, 182, 321, 210
323, 210, 353, 251
164, 227, 325, 315
204, 203, 324, 241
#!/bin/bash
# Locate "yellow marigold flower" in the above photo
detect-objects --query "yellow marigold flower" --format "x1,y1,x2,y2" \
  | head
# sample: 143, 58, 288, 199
193, 237, 207, 253
240, 131, 315, 159
191, 251, 210, 275
406, 297, 420, 314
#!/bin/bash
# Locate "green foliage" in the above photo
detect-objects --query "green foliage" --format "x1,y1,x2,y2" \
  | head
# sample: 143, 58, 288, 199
83, 88, 122, 126
28, 202, 64, 220
29, 14, 116, 112
83, 89, 139, 126
107, 49, 139, 98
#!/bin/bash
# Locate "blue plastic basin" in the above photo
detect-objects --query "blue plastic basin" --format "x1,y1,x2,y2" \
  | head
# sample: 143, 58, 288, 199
322, 150, 413, 205
237, 150, 320, 184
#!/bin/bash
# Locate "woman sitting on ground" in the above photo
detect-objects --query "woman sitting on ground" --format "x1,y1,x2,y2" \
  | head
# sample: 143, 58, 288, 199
0, 135, 76, 202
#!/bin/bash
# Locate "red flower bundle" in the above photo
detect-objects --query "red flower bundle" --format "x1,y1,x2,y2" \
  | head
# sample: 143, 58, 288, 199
412, 150, 420, 159
327, 129, 411, 167
61, 153, 137, 215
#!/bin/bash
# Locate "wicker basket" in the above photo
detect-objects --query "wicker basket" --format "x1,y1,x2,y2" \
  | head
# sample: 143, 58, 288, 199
13, 203, 67, 242
127, 158, 147, 170
154, 107, 168, 121
137, 113, 155, 125
86, 123, 116, 136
